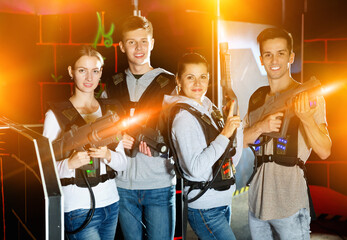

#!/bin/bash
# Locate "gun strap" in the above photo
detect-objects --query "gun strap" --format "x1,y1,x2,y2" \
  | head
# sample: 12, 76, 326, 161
60, 170, 116, 187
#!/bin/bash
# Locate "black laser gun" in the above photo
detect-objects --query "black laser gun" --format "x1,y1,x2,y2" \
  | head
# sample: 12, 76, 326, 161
126, 123, 168, 157
248, 77, 322, 139
52, 111, 123, 171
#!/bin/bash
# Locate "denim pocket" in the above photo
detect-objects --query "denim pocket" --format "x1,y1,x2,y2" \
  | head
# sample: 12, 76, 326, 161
67, 208, 90, 221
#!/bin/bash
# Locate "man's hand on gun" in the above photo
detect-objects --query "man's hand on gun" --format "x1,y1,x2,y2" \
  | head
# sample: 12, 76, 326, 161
221, 100, 241, 139
294, 92, 318, 124
122, 133, 152, 157
258, 112, 284, 134
139, 141, 152, 157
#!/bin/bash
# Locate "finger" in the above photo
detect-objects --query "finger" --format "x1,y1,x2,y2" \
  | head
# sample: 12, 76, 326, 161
139, 141, 143, 153
294, 96, 299, 112
146, 146, 152, 157
274, 112, 284, 118
228, 100, 235, 118
304, 92, 310, 111
300, 92, 305, 112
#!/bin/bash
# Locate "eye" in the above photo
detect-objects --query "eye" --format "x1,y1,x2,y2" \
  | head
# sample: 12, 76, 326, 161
93, 69, 100, 74
201, 75, 208, 80
128, 40, 135, 45
142, 40, 148, 44
263, 53, 271, 58
187, 75, 194, 80
78, 69, 86, 74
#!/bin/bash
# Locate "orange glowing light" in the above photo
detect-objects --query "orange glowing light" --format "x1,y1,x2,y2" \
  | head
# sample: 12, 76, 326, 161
321, 81, 346, 96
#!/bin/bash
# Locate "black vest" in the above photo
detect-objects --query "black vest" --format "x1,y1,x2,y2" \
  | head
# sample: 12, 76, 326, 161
49, 99, 125, 187
167, 103, 235, 203
248, 86, 300, 161
106, 72, 176, 130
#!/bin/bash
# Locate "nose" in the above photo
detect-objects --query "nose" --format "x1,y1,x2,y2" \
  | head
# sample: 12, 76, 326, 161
194, 78, 202, 86
135, 42, 142, 51
271, 55, 278, 64
86, 71, 92, 81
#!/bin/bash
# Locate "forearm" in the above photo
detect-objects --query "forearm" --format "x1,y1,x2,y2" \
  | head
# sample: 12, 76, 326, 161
243, 122, 263, 148
106, 141, 127, 171
301, 119, 331, 159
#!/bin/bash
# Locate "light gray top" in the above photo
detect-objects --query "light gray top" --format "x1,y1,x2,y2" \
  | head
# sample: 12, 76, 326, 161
115, 68, 176, 190
163, 94, 243, 209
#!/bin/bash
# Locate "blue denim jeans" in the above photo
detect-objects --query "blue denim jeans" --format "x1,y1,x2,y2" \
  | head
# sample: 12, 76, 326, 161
248, 208, 311, 240
188, 205, 236, 240
117, 186, 176, 240
65, 201, 119, 240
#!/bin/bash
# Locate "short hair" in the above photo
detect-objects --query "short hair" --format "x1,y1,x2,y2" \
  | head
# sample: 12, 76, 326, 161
177, 53, 209, 78
121, 16, 153, 40
257, 28, 293, 55
71, 45, 104, 69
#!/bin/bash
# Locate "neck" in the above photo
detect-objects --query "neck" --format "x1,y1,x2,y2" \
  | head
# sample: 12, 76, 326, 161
70, 90, 96, 108
268, 75, 296, 95
128, 62, 153, 75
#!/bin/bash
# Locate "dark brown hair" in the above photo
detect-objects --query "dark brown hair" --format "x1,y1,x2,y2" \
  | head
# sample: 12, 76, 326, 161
257, 28, 293, 55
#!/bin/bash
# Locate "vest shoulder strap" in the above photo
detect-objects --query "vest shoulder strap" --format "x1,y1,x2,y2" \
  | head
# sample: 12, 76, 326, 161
48, 100, 85, 132
248, 86, 270, 113
97, 98, 126, 117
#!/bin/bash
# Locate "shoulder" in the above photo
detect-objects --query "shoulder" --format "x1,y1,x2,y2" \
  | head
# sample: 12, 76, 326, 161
155, 71, 175, 90
248, 85, 270, 111
43, 109, 61, 141
172, 108, 201, 130
249, 86, 270, 102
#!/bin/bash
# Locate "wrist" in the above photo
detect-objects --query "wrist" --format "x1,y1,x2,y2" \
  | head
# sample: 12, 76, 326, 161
105, 150, 112, 163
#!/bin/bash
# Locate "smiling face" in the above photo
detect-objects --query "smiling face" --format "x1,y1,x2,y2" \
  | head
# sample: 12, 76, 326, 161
177, 63, 209, 105
68, 55, 103, 94
260, 37, 295, 82
119, 28, 154, 74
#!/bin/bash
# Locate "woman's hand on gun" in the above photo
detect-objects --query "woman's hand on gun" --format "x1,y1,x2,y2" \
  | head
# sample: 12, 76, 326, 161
221, 100, 241, 139
88, 146, 111, 163
68, 151, 91, 169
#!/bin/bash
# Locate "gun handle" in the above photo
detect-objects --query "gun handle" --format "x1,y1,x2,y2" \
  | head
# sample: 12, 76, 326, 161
265, 110, 293, 139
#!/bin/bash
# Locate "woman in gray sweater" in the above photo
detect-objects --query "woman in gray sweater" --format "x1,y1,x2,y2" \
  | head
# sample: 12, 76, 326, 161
164, 53, 243, 240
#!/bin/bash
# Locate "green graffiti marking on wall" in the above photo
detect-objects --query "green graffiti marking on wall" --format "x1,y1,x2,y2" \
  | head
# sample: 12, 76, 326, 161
93, 12, 115, 48
51, 73, 62, 82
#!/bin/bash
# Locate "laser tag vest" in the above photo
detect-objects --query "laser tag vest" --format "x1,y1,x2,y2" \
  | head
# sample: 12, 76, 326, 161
248, 86, 301, 167
49, 99, 125, 188
167, 103, 236, 198
106, 72, 176, 130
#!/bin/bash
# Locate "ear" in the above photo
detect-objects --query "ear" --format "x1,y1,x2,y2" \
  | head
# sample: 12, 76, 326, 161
119, 41, 126, 53
175, 75, 180, 86
68, 66, 73, 79
150, 38, 155, 51
259, 56, 264, 66
99, 67, 103, 78
289, 52, 295, 64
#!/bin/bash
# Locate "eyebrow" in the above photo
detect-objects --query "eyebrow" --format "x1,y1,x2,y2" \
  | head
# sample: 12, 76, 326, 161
262, 49, 288, 54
